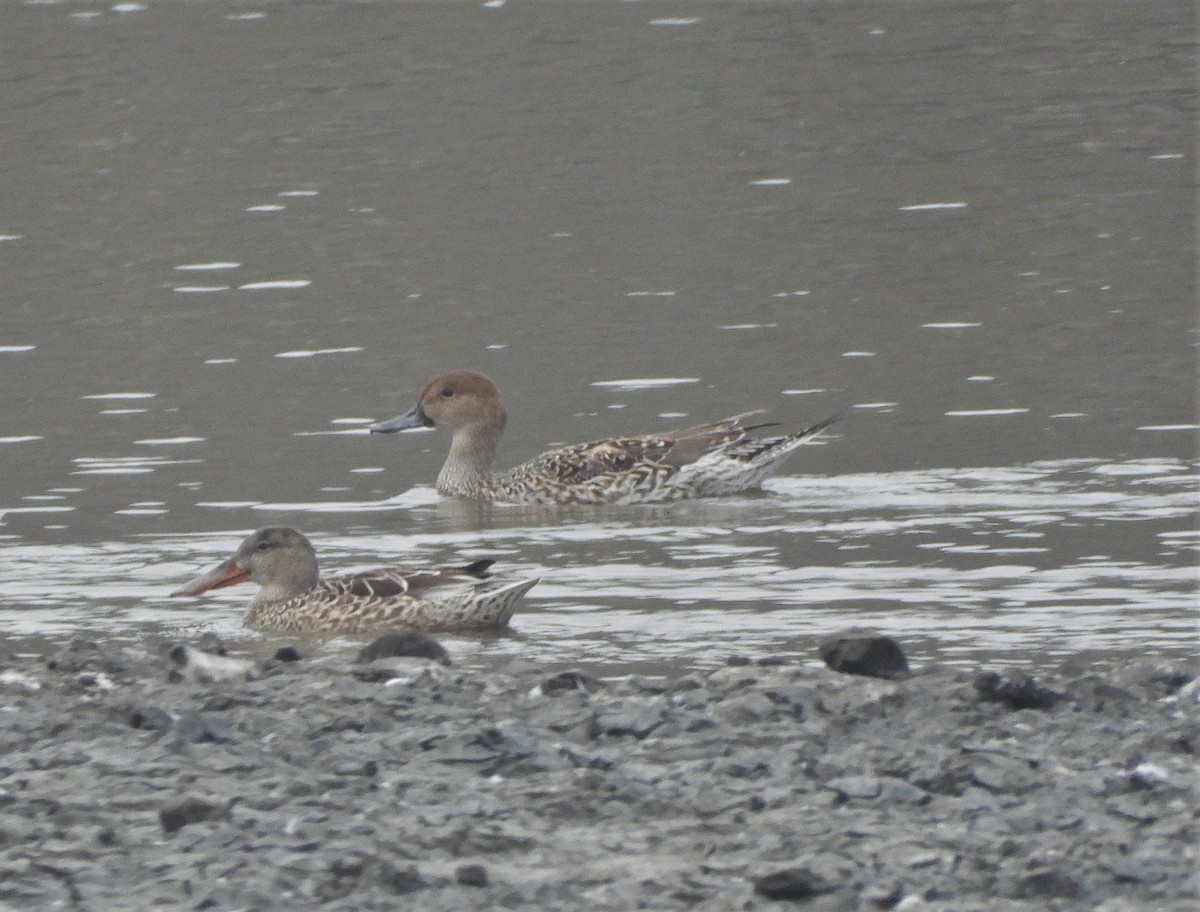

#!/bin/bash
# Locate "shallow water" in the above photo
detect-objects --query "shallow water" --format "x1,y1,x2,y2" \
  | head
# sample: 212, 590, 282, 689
2, 456, 1195, 675
0, 0, 1195, 673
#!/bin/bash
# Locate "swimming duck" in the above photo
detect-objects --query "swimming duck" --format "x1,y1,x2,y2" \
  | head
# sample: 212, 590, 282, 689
171, 527, 537, 633
370, 370, 835, 504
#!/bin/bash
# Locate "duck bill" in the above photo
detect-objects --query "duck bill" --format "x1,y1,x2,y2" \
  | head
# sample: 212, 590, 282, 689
171, 558, 251, 597
369, 402, 432, 434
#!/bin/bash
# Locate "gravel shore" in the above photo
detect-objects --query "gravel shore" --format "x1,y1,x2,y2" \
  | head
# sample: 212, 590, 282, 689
1, 636, 1196, 911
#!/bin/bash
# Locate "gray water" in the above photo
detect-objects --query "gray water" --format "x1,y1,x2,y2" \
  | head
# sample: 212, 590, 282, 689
1, 0, 1195, 674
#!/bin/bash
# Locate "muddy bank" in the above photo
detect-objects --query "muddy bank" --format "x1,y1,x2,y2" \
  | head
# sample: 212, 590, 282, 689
1, 637, 1196, 911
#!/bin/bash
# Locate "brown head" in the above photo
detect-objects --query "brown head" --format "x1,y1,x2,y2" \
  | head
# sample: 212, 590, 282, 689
370, 370, 507, 436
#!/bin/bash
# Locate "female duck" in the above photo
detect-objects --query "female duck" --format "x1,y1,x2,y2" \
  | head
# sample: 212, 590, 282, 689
370, 370, 834, 505
172, 527, 537, 633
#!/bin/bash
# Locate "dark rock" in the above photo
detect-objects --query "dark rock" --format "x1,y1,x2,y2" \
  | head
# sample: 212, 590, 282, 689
356, 632, 450, 666
273, 646, 304, 663
455, 863, 489, 887
1015, 867, 1082, 899
819, 635, 910, 679
753, 866, 839, 900
159, 796, 228, 835
974, 671, 1062, 710
539, 670, 603, 696
126, 703, 173, 732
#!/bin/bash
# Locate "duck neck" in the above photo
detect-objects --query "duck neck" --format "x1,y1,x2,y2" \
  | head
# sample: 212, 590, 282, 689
438, 419, 503, 496
250, 564, 319, 607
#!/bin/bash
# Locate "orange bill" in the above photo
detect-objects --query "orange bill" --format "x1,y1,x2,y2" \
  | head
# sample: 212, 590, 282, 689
171, 559, 251, 597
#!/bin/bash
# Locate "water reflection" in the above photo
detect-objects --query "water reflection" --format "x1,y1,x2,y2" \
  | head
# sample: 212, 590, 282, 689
0, 458, 1194, 675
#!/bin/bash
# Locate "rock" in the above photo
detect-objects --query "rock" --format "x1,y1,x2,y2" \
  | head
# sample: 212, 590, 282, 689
167, 644, 258, 684
274, 645, 304, 663
753, 866, 839, 900
124, 703, 173, 732
819, 635, 910, 679
1014, 867, 1082, 899
825, 775, 883, 800
536, 670, 603, 696
973, 671, 1062, 710
455, 863, 489, 887
356, 632, 450, 666
588, 701, 664, 739
159, 796, 228, 835
970, 756, 1036, 794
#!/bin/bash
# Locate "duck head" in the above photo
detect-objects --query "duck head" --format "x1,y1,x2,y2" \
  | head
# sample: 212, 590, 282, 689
370, 370, 507, 436
172, 527, 320, 601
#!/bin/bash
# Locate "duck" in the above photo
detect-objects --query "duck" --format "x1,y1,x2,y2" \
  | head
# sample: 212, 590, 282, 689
171, 527, 538, 633
369, 370, 835, 505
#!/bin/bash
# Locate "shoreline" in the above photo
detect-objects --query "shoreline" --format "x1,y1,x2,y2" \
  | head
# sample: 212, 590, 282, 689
1, 634, 1196, 910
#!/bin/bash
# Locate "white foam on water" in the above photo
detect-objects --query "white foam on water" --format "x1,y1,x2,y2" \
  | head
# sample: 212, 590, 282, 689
174, 285, 231, 293
0, 436, 43, 444
1137, 424, 1199, 432
134, 437, 205, 445
782, 389, 827, 395
240, 279, 311, 290
100, 409, 149, 415
750, 178, 791, 186
900, 202, 968, 211
275, 347, 363, 358
841, 351, 875, 357
174, 262, 240, 271
204, 359, 238, 365
0, 345, 35, 353
245, 204, 285, 212
82, 392, 155, 400
650, 18, 700, 26
945, 408, 1030, 417
279, 190, 318, 197
923, 322, 982, 329
591, 378, 700, 390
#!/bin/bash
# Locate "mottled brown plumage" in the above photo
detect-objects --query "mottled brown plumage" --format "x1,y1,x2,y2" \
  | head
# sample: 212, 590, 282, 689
370, 371, 835, 504
172, 528, 536, 633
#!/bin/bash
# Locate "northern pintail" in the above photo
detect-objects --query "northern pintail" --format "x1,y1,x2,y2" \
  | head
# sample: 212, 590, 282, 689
370, 371, 835, 504
172, 527, 538, 633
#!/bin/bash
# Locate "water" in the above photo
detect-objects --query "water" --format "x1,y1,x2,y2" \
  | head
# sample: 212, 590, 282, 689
0, 0, 1195, 673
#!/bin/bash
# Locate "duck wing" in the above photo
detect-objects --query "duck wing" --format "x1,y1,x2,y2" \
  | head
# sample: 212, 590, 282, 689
318, 559, 496, 598
520, 411, 780, 483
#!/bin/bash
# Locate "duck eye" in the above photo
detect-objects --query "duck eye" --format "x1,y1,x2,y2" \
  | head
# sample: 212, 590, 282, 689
255, 542, 271, 552
440, 387, 455, 398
